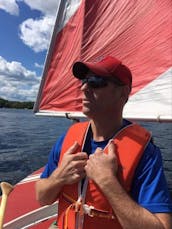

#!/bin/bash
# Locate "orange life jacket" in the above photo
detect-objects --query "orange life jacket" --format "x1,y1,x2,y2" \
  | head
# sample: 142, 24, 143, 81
56, 121, 151, 229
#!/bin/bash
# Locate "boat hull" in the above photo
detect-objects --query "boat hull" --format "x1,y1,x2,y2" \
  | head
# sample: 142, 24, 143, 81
0, 167, 57, 229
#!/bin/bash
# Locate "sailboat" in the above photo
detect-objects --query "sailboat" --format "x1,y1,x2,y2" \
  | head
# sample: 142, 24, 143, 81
0, 0, 172, 228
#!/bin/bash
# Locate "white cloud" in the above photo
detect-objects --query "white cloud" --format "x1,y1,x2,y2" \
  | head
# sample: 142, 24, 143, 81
0, 0, 60, 101
34, 62, 44, 68
18, 0, 60, 52
0, 0, 19, 16
23, 0, 59, 16
0, 0, 59, 52
19, 16, 55, 52
0, 56, 40, 101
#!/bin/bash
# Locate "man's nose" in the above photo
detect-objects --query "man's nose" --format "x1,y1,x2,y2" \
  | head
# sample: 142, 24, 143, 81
81, 81, 89, 91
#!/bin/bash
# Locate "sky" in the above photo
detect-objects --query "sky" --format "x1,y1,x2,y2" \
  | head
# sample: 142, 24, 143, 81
0, 0, 60, 101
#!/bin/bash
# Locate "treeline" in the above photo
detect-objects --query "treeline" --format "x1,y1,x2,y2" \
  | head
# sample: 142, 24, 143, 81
0, 97, 34, 109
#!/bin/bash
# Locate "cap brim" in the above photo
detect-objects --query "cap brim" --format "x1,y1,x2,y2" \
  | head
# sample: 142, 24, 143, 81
73, 61, 111, 79
72, 62, 89, 79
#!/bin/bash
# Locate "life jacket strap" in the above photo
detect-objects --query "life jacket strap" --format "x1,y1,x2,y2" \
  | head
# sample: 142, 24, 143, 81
62, 192, 115, 220
64, 203, 75, 229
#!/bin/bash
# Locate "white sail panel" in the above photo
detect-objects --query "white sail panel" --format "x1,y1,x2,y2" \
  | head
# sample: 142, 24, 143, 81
123, 68, 172, 122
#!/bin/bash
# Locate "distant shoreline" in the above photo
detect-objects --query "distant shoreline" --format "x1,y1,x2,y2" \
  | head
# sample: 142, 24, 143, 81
0, 97, 34, 109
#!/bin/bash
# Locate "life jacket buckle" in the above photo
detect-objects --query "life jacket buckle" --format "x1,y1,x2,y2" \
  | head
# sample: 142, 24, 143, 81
82, 204, 95, 217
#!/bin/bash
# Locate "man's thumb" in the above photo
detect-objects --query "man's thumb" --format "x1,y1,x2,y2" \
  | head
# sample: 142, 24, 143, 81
108, 139, 116, 158
66, 141, 79, 154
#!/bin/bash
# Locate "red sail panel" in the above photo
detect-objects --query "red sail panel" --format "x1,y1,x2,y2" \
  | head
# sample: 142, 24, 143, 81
35, 0, 172, 118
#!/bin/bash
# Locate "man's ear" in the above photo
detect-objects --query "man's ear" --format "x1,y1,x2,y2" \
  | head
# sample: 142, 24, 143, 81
121, 85, 130, 103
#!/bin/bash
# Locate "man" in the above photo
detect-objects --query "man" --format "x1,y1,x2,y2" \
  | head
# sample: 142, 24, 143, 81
36, 56, 172, 229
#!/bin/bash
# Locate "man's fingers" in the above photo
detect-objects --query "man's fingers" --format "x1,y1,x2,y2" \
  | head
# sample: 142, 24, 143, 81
72, 171, 86, 180
108, 140, 116, 158
72, 160, 87, 169
94, 147, 103, 154
66, 142, 88, 159
66, 141, 79, 154
73, 152, 88, 160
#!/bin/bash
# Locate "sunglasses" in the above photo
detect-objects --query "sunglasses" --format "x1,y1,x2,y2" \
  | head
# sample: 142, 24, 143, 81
81, 76, 124, 89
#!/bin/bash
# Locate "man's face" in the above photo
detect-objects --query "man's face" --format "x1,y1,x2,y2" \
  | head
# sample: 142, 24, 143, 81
80, 74, 124, 119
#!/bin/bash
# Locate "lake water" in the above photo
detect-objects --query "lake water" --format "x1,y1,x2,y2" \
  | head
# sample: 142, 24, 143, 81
0, 108, 172, 196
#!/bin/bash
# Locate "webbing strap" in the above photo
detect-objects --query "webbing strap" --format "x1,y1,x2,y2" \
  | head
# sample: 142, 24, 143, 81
62, 193, 115, 220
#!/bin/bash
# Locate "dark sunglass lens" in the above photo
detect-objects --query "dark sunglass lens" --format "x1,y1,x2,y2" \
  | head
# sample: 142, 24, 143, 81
90, 77, 107, 88
81, 76, 108, 88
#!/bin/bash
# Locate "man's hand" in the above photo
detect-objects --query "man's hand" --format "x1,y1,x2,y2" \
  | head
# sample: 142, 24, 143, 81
85, 140, 118, 185
52, 142, 88, 185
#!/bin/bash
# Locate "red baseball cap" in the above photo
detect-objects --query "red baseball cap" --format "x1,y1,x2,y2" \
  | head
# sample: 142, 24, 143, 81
72, 56, 132, 86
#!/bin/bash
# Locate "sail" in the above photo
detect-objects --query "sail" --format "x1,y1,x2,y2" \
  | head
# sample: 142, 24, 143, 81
34, 0, 172, 122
